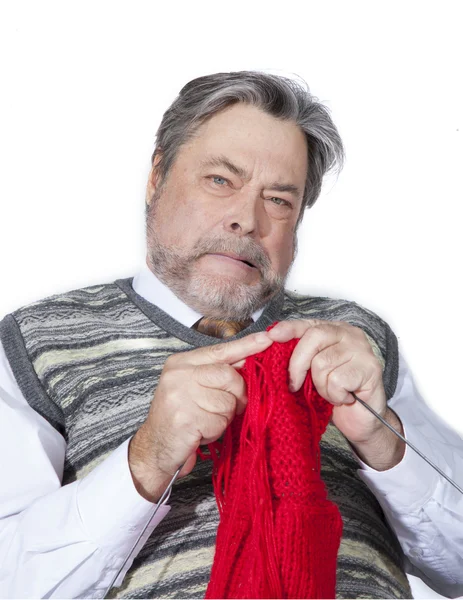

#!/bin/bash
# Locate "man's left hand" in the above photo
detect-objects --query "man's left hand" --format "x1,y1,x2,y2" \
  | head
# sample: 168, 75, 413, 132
267, 319, 405, 470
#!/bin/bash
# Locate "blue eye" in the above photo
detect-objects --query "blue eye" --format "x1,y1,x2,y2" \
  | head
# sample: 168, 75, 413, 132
270, 197, 291, 207
212, 176, 227, 186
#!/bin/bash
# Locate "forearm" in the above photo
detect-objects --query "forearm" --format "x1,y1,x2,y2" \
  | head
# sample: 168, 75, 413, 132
1, 481, 120, 598
0, 438, 170, 598
128, 424, 175, 504
351, 407, 406, 471
350, 350, 463, 596
355, 421, 463, 597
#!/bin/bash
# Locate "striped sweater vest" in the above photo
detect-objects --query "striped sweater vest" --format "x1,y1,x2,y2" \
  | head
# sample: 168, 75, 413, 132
0, 277, 412, 599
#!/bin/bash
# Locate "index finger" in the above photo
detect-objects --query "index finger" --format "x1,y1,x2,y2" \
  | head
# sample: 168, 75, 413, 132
186, 331, 273, 366
268, 319, 345, 342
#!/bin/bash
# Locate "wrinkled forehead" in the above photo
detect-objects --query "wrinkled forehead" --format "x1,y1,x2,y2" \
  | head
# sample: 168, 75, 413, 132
184, 103, 308, 183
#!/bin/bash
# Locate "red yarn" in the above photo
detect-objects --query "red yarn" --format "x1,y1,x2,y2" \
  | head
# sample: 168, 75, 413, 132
198, 323, 343, 599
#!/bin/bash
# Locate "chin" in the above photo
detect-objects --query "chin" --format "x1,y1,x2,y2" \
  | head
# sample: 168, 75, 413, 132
185, 272, 266, 320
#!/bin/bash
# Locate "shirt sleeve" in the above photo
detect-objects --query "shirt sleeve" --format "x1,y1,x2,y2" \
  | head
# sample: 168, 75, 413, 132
0, 340, 170, 599
354, 349, 463, 599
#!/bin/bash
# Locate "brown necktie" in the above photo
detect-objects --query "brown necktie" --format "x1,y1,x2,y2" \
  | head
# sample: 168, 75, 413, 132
192, 316, 254, 339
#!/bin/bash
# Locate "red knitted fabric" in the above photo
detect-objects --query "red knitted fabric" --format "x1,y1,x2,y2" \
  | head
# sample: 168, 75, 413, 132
198, 324, 343, 599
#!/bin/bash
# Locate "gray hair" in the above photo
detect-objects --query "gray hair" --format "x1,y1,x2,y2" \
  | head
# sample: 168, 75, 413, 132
150, 71, 345, 222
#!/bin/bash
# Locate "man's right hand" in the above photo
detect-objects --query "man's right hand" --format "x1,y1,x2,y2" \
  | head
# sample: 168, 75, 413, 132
128, 331, 274, 503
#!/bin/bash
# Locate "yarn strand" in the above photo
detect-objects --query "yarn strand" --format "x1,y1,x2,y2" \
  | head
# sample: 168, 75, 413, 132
198, 323, 343, 599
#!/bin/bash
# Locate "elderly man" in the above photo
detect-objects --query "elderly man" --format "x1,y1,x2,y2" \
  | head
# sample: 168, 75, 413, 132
0, 71, 462, 599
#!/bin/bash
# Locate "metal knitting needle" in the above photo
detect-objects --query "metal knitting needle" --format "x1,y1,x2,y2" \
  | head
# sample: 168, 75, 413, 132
103, 466, 183, 598
104, 399, 462, 597
352, 393, 463, 495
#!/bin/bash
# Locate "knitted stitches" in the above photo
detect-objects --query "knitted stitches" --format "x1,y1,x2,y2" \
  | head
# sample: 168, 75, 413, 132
201, 329, 343, 599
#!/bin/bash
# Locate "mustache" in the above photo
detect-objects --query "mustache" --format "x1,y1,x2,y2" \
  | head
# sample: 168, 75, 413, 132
192, 237, 271, 271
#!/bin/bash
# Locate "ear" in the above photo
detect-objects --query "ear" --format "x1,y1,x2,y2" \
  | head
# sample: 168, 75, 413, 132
145, 152, 163, 207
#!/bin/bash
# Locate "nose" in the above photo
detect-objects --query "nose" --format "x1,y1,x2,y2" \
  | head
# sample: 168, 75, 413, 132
223, 189, 260, 236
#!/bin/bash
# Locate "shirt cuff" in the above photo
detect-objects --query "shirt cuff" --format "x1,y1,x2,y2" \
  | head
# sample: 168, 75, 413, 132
76, 437, 170, 558
354, 420, 440, 512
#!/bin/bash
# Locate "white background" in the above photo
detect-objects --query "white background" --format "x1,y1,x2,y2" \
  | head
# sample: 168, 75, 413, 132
0, 3, 461, 596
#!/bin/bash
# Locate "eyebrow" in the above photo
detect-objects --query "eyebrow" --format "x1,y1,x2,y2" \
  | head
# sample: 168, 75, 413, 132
199, 154, 302, 199
200, 155, 250, 180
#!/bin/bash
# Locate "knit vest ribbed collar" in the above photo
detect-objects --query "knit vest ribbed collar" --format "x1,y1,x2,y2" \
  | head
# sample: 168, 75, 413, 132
114, 277, 285, 347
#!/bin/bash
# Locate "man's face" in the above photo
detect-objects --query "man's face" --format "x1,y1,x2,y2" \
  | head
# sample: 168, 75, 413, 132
145, 103, 308, 320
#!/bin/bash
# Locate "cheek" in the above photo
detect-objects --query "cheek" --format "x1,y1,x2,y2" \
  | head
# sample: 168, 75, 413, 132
153, 192, 210, 246
269, 232, 296, 270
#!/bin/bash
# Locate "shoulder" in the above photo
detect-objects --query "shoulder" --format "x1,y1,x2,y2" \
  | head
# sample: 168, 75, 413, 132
8, 280, 128, 322
282, 289, 390, 330
0, 280, 133, 343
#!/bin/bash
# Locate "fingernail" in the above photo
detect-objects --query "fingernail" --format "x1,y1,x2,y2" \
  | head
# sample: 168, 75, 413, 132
233, 359, 245, 368
237, 396, 248, 415
289, 377, 298, 392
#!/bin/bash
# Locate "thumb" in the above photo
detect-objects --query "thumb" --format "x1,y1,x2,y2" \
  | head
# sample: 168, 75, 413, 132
178, 452, 197, 478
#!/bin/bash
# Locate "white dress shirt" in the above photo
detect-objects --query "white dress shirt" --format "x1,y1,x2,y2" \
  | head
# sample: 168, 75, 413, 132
0, 265, 462, 599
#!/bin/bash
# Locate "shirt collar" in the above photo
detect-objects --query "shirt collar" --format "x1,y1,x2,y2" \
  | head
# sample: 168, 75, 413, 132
132, 263, 265, 328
